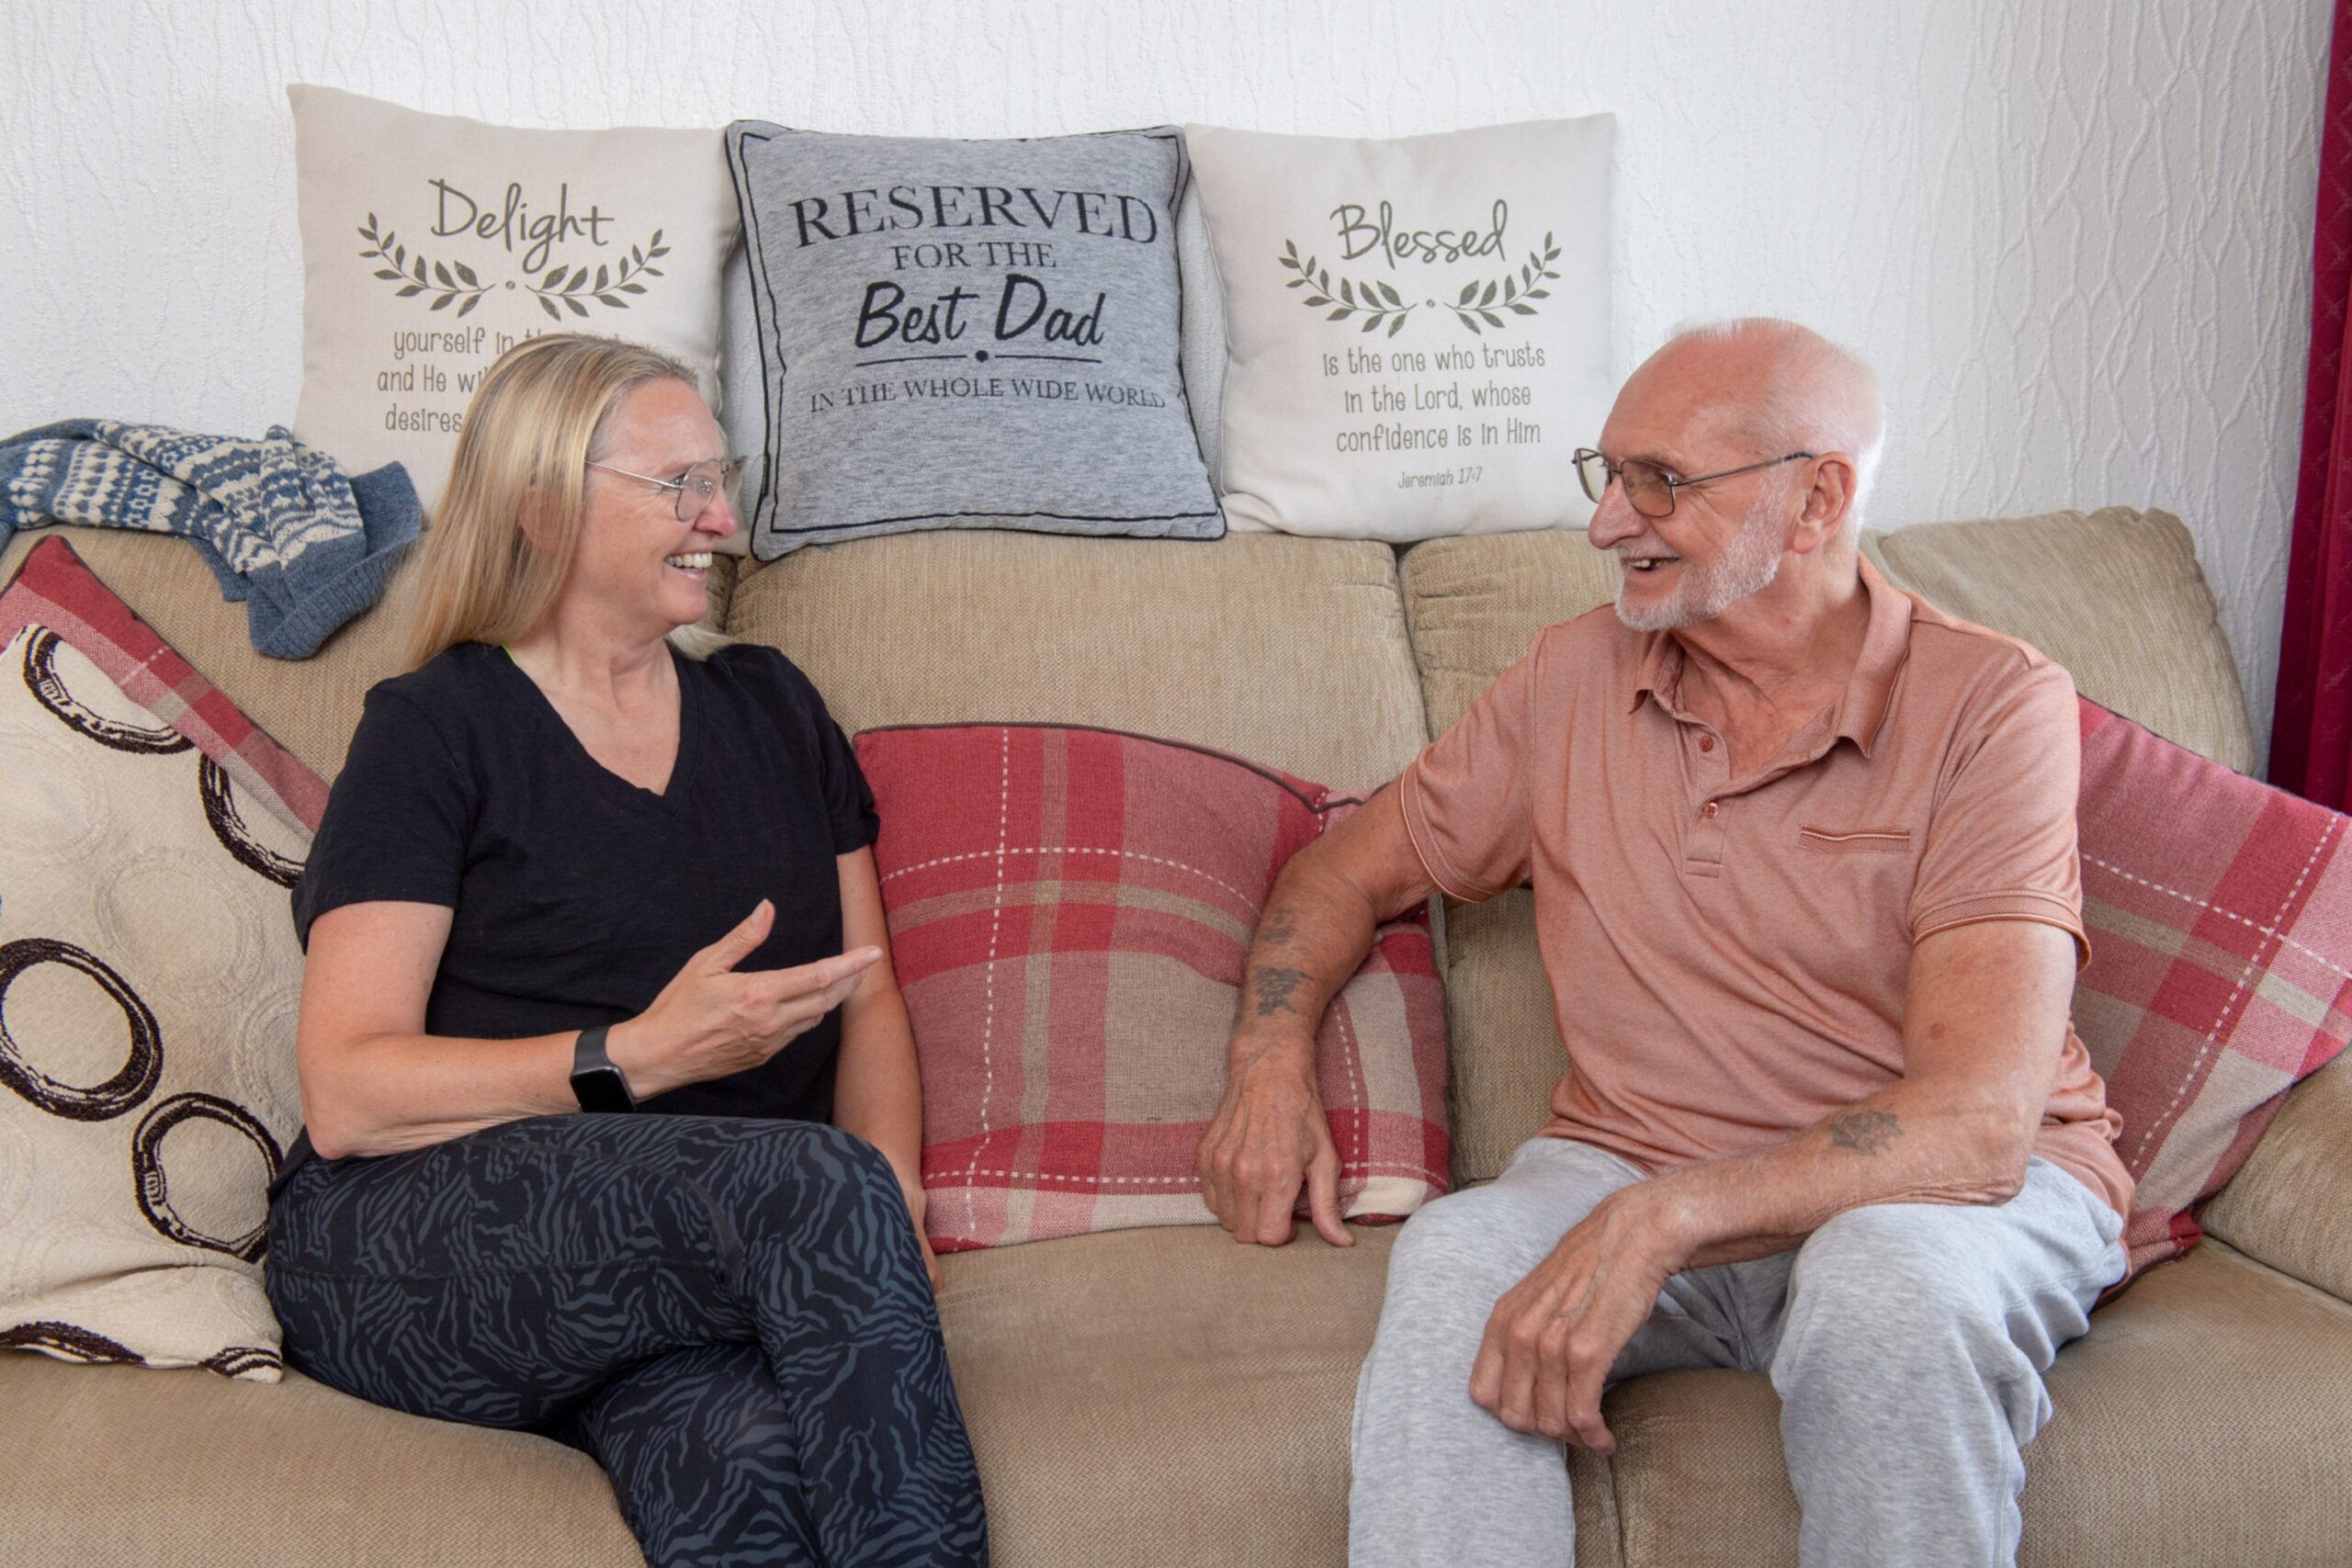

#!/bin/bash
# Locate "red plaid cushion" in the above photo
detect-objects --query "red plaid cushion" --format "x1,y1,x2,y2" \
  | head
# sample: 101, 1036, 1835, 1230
0, 536, 325, 834
857, 724, 1450, 1253
2075, 699, 2352, 1273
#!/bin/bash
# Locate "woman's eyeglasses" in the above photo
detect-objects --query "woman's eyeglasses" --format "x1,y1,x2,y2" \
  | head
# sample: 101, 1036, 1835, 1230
585, 457, 748, 525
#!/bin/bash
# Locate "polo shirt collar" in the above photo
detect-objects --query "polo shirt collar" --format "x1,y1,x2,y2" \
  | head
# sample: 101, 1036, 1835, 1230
1831, 555, 1914, 759
1626, 554, 1915, 761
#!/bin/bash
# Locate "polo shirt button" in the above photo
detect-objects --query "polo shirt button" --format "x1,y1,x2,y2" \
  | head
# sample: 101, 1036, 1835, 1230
1702, 801, 1720, 818
1699, 735, 1715, 753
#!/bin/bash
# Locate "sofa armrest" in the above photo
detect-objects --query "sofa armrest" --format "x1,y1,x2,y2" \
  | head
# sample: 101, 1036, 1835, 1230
2200, 1054, 2352, 1303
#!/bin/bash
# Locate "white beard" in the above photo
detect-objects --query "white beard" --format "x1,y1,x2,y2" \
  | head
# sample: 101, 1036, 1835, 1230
1614, 496, 1786, 632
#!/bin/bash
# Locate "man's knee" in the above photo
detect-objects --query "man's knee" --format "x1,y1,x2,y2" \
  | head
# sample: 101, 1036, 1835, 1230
1385, 1181, 1565, 1326
1779, 1206, 1995, 1375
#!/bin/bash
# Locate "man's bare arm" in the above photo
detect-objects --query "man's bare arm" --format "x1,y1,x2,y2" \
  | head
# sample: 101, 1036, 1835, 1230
1648, 917, 2076, 1266
1196, 784, 1436, 1246
1469, 917, 2079, 1448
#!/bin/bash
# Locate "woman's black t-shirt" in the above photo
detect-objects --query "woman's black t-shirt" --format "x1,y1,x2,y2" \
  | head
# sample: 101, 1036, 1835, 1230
278, 639, 877, 1181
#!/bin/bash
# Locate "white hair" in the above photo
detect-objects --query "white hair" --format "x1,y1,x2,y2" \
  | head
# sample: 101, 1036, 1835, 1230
1664, 317, 1886, 532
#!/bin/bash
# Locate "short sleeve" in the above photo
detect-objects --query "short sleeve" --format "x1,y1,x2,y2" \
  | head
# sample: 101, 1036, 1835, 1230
756, 650, 878, 855
1907, 658, 2089, 964
1397, 639, 1540, 901
290, 684, 473, 948
817, 708, 879, 854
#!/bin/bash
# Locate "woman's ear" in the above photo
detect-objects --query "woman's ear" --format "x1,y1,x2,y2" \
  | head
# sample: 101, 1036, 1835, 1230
515, 485, 552, 552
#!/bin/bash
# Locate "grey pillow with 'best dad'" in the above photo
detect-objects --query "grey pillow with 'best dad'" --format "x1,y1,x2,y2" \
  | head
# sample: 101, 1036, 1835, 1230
726, 122, 1221, 558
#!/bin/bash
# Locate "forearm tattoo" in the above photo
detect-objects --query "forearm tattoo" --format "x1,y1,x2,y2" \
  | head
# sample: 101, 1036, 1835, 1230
1252, 965, 1306, 1018
1826, 1110, 1903, 1156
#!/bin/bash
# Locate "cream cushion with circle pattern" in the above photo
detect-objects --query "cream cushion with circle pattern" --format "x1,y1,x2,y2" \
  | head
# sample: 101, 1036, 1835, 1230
0, 541, 319, 1381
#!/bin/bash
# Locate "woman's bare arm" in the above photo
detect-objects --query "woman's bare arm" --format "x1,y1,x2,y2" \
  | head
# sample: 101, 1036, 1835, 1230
298, 898, 877, 1159
829, 848, 941, 1287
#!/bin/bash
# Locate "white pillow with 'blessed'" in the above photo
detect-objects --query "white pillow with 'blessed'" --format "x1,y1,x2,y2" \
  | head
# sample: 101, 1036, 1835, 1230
288, 85, 739, 521
1186, 118, 1613, 541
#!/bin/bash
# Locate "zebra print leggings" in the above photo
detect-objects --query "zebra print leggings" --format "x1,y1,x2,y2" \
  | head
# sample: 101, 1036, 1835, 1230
266, 1113, 989, 1568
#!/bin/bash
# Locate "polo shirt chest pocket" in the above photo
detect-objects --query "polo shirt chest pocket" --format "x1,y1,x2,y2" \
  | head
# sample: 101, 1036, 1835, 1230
1796, 826, 1913, 855
1747, 821, 1925, 981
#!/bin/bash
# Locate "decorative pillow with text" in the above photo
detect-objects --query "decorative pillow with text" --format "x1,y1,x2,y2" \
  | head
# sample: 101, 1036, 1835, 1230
857, 724, 1449, 1252
727, 123, 1221, 558
0, 538, 324, 1380
289, 85, 739, 518
1186, 118, 1613, 540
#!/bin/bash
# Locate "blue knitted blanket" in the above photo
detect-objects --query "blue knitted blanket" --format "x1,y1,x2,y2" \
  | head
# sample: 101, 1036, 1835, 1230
0, 420, 420, 659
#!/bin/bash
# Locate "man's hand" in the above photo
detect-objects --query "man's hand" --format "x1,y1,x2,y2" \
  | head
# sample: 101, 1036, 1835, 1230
1193, 786, 1432, 1249
1195, 1045, 1352, 1247
1469, 1185, 1679, 1452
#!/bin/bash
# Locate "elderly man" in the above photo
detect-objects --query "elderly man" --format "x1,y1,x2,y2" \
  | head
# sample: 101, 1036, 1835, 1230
1195, 319, 2132, 1568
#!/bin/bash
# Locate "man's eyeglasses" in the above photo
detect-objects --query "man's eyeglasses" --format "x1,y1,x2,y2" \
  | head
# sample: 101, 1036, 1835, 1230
1574, 447, 1814, 520
586, 457, 748, 525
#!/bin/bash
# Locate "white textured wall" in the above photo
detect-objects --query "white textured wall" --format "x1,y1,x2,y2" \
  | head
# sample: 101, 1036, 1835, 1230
0, 0, 2328, 751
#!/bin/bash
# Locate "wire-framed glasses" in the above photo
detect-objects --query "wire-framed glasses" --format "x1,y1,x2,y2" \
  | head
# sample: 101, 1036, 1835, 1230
586, 457, 748, 525
1573, 447, 1814, 519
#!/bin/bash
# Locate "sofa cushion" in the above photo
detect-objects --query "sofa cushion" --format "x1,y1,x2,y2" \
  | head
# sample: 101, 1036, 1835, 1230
933, 1222, 1389, 1568
0, 532, 735, 785
724, 122, 1219, 559
1592, 1241, 2352, 1568
1185, 118, 1614, 541
858, 723, 1447, 1250
2072, 701, 2352, 1273
2202, 1052, 2352, 1301
288, 85, 737, 519
727, 531, 1429, 793
0, 539, 322, 1380
1862, 507, 2254, 773
0, 1352, 637, 1566
939, 1224, 1627, 1567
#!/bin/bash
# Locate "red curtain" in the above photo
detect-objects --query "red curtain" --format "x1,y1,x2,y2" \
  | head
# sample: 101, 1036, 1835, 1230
2271, 0, 2352, 803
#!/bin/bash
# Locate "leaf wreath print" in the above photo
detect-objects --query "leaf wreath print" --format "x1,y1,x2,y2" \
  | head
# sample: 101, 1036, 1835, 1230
354, 218, 669, 320
1278, 231, 1564, 337
356, 216, 493, 317
1280, 240, 1418, 337
526, 231, 668, 321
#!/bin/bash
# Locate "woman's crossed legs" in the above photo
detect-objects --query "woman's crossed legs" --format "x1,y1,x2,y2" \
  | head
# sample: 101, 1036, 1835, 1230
266, 1114, 987, 1568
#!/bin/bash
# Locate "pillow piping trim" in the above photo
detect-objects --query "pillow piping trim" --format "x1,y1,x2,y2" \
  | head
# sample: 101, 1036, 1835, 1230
854, 718, 1369, 818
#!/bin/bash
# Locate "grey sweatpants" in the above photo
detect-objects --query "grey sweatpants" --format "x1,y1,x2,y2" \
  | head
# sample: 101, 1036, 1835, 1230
1350, 1137, 2128, 1568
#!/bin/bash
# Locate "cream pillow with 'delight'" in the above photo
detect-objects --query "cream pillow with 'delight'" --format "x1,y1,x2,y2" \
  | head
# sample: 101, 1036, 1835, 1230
288, 85, 740, 540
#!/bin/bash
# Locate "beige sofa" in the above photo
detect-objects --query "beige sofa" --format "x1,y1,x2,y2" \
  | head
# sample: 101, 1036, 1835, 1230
5, 507, 2347, 1566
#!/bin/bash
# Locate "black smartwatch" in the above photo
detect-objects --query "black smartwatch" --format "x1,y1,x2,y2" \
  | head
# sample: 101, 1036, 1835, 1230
570, 1025, 637, 1113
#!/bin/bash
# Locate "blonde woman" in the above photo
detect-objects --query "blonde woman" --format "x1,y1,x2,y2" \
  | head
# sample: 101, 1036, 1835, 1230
265, 334, 986, 1568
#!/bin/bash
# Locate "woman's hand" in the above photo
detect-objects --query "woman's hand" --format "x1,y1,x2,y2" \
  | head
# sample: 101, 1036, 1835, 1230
607, 900, 879, 1100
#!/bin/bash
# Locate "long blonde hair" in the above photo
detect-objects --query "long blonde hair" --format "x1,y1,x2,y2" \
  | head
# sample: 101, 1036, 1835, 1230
404, 333, 728, 668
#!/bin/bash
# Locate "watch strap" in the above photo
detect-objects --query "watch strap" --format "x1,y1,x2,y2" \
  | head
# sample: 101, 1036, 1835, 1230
571, 1025, 636, 1113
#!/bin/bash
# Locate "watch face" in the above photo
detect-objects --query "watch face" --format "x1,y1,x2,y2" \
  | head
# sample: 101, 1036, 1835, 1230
571, 1066, 634, 1114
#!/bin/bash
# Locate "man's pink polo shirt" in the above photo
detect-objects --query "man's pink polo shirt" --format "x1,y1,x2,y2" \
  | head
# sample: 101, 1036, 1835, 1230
1398, 558, 2133, 1219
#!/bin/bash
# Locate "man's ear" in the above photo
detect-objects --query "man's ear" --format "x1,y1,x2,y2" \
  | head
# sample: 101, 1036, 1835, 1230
1789, 455, 1857, 557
